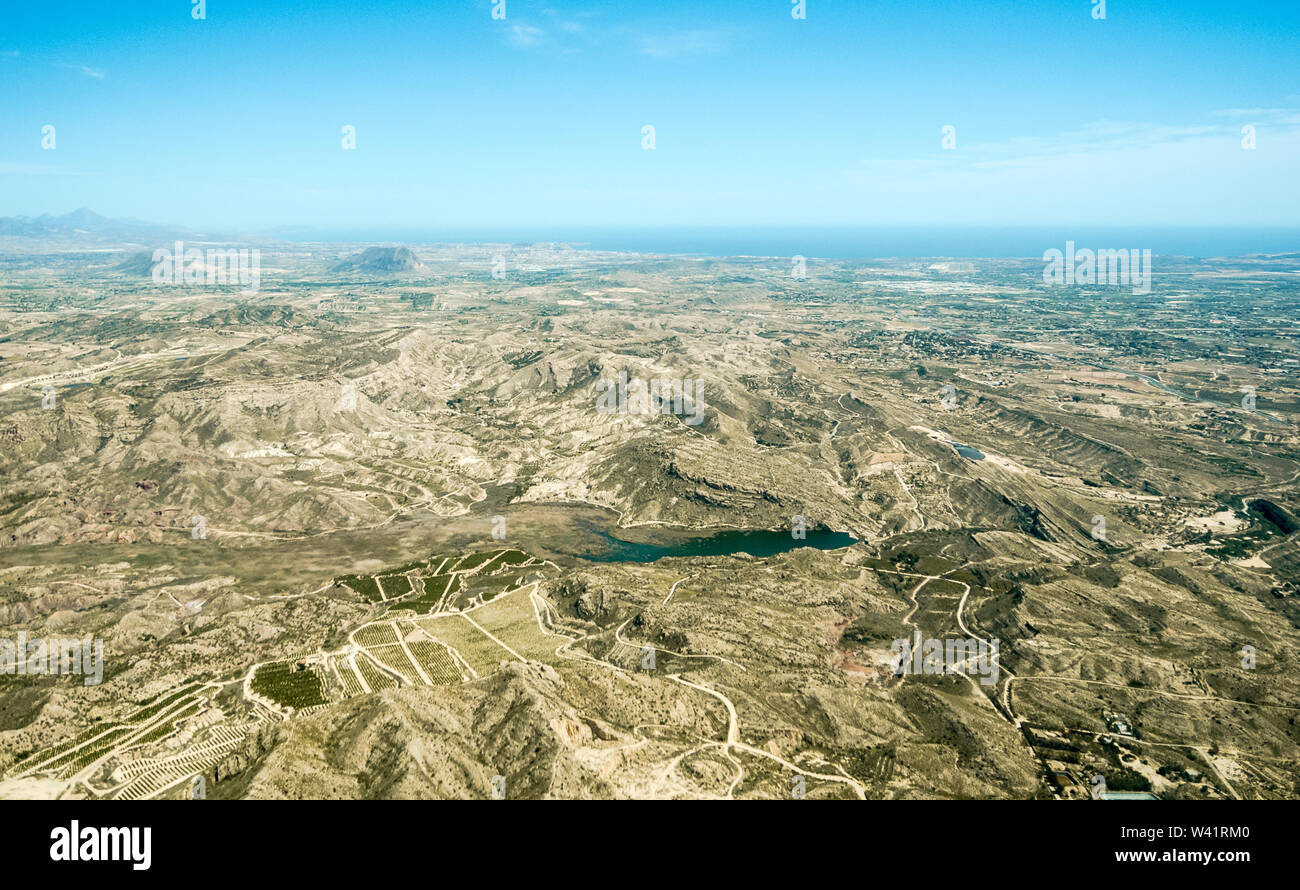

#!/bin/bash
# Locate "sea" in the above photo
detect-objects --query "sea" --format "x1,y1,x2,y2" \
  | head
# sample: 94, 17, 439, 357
275, 226, 1300, 259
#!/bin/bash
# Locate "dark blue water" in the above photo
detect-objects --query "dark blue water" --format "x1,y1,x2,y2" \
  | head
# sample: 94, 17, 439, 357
949, 442, 985, 460
588, 527, 858, 562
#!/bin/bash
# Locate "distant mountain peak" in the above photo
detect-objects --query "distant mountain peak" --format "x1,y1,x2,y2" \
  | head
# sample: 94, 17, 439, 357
331, 246, 426, 273
0, 208, 190, 242
62, 207, 110, 224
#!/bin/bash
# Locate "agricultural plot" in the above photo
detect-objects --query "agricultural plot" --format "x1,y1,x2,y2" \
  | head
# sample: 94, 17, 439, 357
335, 548, 544, 610
495, 549, 533, 567
398, 573, 462, 613
447, 566, 537, 611
365, 644, 423, 685
126, 682, 207, 723
8, 683, 209, 780
451, 547, 532, 574
118, 699, 204, 749
338, 574, 383, 602
468, 589, 561, 663
354, 653, 398, 691
425, 573, 460, 600
221, 551, 554, 717
451, 549, 505, 573
605, 640, 647, 671
405, 637, 465, 684
354, 623, 399, 647
377, 573, 417, 600
250, 661, 328, 710
110, 721, 253, 801
412, 614, 514, 677
331, 655, 365, 696
36, 726, 135, 780
68, 538, 854, 793
306, 619, 470, 698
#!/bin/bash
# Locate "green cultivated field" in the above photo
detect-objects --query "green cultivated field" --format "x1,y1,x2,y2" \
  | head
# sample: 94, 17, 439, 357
251, 661, 328, 709
339, 574, 383, 602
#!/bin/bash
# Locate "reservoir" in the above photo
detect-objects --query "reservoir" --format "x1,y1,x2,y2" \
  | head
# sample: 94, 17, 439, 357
587, 527, 859, 562
948, 442, 985, 460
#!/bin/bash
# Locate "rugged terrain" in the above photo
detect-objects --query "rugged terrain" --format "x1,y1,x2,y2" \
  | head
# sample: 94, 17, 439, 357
0, 241, 1296, 799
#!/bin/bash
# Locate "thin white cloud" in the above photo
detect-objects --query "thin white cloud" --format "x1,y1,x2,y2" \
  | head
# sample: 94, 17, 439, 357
507, 24, 545, 47
856, 113, 1300, 175
1210, 108, 1300, 126
840, 111, 1300, 225
61, 63, 106, 79
0, 161, 92, 175
960, 119, 1227, 160
637, 28, 732, 58
497, 16, 727, 58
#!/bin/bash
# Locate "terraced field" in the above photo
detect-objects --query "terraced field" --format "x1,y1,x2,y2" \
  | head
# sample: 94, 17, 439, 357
334, 548, 538, 610
404, 635, 465, 684
331, 655, 366, 696
6, 682, 209, 781
250, 661, 328, 710
403, 573, 462, 613
411, 614, 514, 677
468, 589, 563, 663
110, 720, 253, 801
354, 623, 400, 647
366, 644, 424, 684
354, 653, 399, 692
7, 549, 556, 796
338, 574, 383, 602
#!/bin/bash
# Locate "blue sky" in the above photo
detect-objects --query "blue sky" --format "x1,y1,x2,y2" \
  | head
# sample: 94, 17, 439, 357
1, 0, 1297, 231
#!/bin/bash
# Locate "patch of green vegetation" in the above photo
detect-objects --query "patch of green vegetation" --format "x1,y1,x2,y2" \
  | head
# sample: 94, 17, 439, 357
250, 661, 327, 709
125, 700, 202, 748
377, 573, 413, 598
453, 549, 505, 572
1103, 767, 1152, 792
0, 489, 47, 515
495, 548, 532, 567
126, 681, 204, 723
0, 680, 50, 732
1206, 520, 1282, 560
392, 574, 460, 614
456, 567, 530, 607
354, 655, 397, 691
407, 639, 461, 684
24, 724, 135, 780
841, 611, 906, 645
338, 574, 382, 602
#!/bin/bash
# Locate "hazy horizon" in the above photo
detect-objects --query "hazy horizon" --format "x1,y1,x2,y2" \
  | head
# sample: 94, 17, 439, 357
7, 208, 1300, 258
